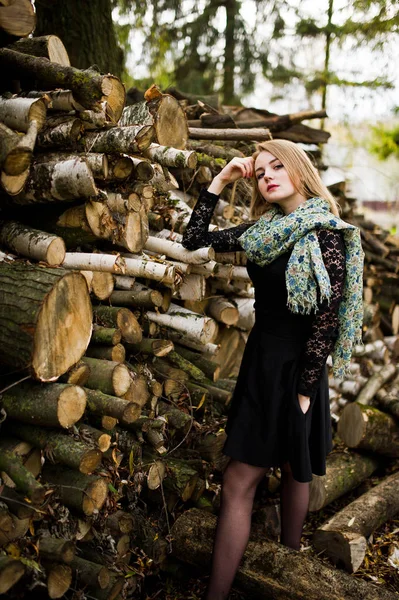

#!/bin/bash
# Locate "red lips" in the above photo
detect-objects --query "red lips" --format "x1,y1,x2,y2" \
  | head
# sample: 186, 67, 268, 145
267, 184, 279, 192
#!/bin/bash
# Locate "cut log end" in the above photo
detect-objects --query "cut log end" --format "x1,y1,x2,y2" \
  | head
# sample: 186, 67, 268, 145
82, 479, 109, 516
32, 271, 93, 381
337, 403, 366, 447
313, 529, 367, 574
0, 558, 25, 595
58, 385, 87, 428
79, 449, 102, 475
47, 564, 72, 599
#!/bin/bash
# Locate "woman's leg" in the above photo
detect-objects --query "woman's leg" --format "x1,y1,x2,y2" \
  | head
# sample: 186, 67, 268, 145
279, 462, 309, 550
205, 459, 268, 600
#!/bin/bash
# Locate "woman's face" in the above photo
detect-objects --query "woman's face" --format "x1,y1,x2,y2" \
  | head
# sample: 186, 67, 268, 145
254, 151, 303, 210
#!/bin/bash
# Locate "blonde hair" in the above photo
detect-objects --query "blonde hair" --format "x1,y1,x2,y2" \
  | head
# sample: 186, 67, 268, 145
250, 139, 340, 219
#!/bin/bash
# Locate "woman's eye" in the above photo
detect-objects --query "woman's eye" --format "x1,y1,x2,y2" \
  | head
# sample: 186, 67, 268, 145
274, 164, 283, 169
257, 173, 264, 180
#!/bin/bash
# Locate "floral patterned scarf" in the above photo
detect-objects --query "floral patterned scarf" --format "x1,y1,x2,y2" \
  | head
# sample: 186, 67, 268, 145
237, 197, 364, 378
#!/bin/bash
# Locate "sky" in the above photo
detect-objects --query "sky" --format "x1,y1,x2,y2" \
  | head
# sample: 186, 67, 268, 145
121, 0, 398, 123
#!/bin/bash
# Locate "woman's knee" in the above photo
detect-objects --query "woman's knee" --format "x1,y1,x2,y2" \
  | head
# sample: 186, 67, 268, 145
222, 460, 266, 501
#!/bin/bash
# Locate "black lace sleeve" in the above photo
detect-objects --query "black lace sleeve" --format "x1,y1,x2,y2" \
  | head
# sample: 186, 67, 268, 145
181, 188, 255, 252
297, 229, 346, 397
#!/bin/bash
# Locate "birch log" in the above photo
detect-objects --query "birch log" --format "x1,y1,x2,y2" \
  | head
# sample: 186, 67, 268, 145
13, 158, 99, 204
0, 96, 47, 132
0, 263, 92, 381
0, 221, 66, 265
144, 235, 214, 264
35, 152, 108, 179
37, 116, 83, 149
143, 143, 197, 168
147, 303, 218, 344
81, 125, 154, 154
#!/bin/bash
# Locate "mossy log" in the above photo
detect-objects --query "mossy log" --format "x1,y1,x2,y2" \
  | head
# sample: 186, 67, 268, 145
70, 556, 110, 590
0, 487, 36, 520
76, 423, 111, 453
80, 357, 131, 398
0, 381, 86, 428
8, 35, 70, 65
338, 403, 399, 457
91, 326, 121, 346
0, 443, 45, 504
309, 451, 379, 512
171, 508, 398, 600
0, 437, 41, 488
0, 557, 25, 595
173, 346, 220, 381
0, 263, 92, 381
38, 538, 75, 563
0, 220, 65, 264
0, 49, 125, 118
166, 349, 207, 383
125, 337, 173, 357
86, 343, 126, 363
93, 305, 142, 344
42, 465, 108, 516
106, 510, 134, 536
195, 430, 228, 471
84, 388, 140, 424
7, 421, 102, 475
119, 95, 188, 149
163, 457, 199, 501
157, 400, 192, 435
313, 470, 399, 573
108, 288, 163, 310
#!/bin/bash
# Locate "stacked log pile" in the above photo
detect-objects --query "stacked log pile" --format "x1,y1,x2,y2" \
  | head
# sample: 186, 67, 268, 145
0, 17, 399, 599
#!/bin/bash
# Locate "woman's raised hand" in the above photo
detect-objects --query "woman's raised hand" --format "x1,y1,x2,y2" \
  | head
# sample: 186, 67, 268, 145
207, 157, 255, 195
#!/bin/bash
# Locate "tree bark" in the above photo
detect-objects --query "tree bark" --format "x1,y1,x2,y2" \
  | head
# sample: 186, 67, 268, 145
189, 127, 272, 141
356, 363, 397, 405
35, 0, 123, 77
39, 538, 75, 563
0, 381, 86, 428
170, 508, 398, 600
147, 303, 218, 345
0, 263, 92, 381
309, 451, 379, 512
91, 326, 121, 346
143, 143, 197, 168
313, 470, 399, 573
41, 465, 108, 516
70, 556, 110, 590
338, 402, 399, 457
86, 343, 126, 363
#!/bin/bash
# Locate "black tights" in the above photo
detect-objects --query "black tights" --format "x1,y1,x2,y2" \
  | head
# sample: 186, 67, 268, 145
205, 460, 309, 600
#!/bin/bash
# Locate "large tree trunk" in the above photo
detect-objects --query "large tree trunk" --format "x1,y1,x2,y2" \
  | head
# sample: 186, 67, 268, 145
0, 263, 92, 381
171, 508, 398, 600
34, 0, 123, 78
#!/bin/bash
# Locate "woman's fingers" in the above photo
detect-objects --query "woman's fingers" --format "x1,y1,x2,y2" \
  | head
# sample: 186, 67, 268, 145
218, 156, 254, 183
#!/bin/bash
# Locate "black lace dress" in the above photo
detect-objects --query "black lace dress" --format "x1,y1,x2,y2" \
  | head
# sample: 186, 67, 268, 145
182, 189, 346, 482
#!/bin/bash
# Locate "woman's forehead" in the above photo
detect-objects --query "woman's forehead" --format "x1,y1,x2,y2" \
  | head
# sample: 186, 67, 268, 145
254, 150, 278, 168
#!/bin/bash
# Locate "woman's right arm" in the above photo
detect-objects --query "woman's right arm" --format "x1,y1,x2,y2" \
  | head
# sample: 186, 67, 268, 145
182, 157, 256, 252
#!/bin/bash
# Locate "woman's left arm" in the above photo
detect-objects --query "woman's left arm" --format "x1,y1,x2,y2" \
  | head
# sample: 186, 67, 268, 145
297, 229, 346, 399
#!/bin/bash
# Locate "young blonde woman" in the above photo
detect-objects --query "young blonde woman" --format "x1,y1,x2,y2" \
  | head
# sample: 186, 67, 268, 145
182, 139, 364, 600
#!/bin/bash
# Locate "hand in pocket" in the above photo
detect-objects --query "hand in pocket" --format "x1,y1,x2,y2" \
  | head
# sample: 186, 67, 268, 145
298, 393, 310, 414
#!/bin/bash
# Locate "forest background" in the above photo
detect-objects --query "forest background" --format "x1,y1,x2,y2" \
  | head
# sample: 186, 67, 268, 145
34, 0, 399, 225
